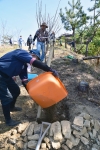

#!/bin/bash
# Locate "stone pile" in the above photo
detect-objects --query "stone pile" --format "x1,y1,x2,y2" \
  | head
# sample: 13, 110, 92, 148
0, 113, 100, 150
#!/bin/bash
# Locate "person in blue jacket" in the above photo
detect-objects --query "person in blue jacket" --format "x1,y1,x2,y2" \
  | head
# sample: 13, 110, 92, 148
0, 49, 58, 126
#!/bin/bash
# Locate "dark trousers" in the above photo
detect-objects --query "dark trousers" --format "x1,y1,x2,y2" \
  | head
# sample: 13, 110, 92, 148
0, 72, 20, 121
28, 43, 32, 51
0, 73, 20, 107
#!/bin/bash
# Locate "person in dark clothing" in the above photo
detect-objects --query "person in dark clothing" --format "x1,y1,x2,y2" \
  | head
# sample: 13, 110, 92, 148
9, 38, 12, 46
0, 49, 58, 126
27, 35, 33, 51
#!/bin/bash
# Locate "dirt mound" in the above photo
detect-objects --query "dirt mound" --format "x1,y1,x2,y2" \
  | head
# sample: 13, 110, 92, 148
0, 46, 100, 150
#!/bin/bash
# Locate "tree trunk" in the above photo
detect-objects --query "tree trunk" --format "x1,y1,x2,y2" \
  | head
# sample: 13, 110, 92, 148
65, 38, 67, 48
73, 28, 76, 52
85, 43, 89, 57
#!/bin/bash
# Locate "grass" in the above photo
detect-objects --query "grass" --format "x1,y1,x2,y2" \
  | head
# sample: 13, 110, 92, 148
0, 45, 18, 57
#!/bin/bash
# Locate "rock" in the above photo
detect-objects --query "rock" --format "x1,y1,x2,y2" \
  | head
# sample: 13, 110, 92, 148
98, 135, 100, 141
43, 137, 50, 143
70, 135, 80, 146
79, 113, 91, 120
23, 136, 28, 142
94, 120, 100, 131
16, 137, 23, 141
10, 133, 20, 140
89, 132, 94, 139
92, 144, 99, 149
0, 143, 5, 149
28, 134, 39, 140
13, 145, 18, 150
21, 122, 32, 137
8, 138, 16, 144
61, 121, 71, 139
84, 113, 91, 120
51, 141, 61, 149
16, 141, 24, 149
80, 127, 87, 135
50, 121, 63, 141
84, 120, 90, 128
17, 122, 29, 133
11, 129, 17, 135
87, 127, 91, 131
90, 119, 94, 127
66, 140, 73, 149
28, 140, 37, 149
39, 148, 49, 150
23, 143, 28, 150
46, 143, 51, 149
41, 143, 46, 149
8, 144, 14, 149
73, 116, 83, 127
84, 133, 89, 138
34, 123, 41, 134
73, 127, 87, 136
80, 136, 89, 145
93, 129, 97, 138
96, 138, 100, 145
92, 148, 98, 150
71, 124, 82, 131
27, 122, 35, 136
73, 130, 80, 136
62, 144, 69, 150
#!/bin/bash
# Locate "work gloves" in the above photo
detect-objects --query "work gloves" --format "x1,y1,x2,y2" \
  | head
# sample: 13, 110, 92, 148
50, 68, 59, 77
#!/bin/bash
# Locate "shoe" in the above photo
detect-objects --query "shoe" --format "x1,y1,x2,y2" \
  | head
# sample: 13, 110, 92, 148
6, 119, 21, 126
10, 107, 22, 112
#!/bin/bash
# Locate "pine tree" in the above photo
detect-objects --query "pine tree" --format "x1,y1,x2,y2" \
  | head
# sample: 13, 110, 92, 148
60, 0, 88, 51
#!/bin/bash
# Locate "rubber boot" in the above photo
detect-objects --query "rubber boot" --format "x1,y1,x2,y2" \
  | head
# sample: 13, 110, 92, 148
2, 104, 21, 126
10, 99, 22, 112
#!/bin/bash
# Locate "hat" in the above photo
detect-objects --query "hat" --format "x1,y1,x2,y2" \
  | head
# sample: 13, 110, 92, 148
29, 49, 41, 60
40, 22, 48, 28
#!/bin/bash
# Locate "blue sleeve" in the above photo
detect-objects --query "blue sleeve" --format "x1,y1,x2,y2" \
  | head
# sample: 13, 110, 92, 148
14, 49, 32, 64
19, 64, 28, 80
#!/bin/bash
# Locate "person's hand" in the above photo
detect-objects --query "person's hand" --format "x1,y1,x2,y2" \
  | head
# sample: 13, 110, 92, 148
50, 69, 59, 77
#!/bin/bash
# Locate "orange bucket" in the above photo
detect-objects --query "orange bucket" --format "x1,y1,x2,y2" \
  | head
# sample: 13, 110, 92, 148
26, 72, 68, 108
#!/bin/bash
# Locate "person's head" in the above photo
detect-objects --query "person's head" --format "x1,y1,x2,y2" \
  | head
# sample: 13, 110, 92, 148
30, 34, 32, 36
40, 22, 48, 31
29, 49, 41, 60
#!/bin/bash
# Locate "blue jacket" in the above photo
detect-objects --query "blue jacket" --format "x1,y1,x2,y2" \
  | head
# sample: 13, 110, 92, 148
0, 49, 33, 80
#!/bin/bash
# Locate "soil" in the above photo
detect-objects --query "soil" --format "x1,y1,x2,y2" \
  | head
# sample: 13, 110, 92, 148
0, 45, 100, 137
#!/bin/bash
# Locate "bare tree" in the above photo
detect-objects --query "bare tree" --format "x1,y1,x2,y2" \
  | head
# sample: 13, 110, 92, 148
14, 28, 22, 40
0, 20, 10, 44
36, 0, 62, 35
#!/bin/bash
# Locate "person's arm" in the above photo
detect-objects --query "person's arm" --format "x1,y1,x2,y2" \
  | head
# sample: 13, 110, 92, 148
33, 34, 37, 42
33, 30, 39, 42
32, 60, 58, 76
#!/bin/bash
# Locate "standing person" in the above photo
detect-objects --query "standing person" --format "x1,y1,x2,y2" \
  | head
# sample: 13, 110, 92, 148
27, 35, 33, 51
9, 38, 12, 46
0, 49, 58, 126
33, 22, 48, 61
18, 36, 23, 49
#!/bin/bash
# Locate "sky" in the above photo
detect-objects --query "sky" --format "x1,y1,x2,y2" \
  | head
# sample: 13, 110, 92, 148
0, 0, 95, 42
